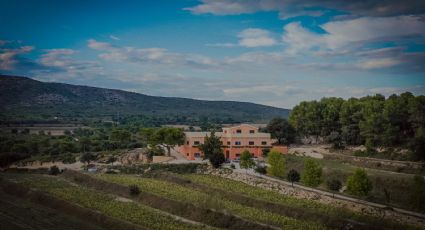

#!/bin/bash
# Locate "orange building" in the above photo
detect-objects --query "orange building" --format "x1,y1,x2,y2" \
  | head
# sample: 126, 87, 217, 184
179, 124, 288, 160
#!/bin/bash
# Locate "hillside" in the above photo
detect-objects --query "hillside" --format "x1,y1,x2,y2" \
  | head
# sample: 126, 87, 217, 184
0, 75, 289, 123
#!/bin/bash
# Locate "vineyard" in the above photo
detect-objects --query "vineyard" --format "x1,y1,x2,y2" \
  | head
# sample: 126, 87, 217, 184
0, 171, 423, 230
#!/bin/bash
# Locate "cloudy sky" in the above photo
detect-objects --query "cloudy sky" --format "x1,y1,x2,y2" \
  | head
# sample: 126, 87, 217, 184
1, 0, 424, 108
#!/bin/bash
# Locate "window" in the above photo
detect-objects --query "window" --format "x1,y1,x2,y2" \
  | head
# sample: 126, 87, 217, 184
249, 130, 255, 133
235, 141, 241, 145
261, 141, 267, 145
236, 129, 242, 133
194, 153, 201, 158
194, 141, 200, 145
227, 141, 231, 145
249, 141, 254, 145
186, 141, 189, 145
186, 153, 189, 156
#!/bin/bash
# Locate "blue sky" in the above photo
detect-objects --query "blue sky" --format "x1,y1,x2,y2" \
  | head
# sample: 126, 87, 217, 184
1, 0, 424, 108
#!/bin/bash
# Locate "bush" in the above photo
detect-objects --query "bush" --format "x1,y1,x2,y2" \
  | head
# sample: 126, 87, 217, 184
49, 165, 61, 175
346, 168, 372, 196
267, 150, 285, 177
254, 165, 267, 174
301, 158, 322, 187
129, 184, 140, 196
230, 163, 236, 169
326, 179, 342, 197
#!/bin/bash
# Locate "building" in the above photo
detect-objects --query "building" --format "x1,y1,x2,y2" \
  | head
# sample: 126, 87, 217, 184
179, 124, 288, 160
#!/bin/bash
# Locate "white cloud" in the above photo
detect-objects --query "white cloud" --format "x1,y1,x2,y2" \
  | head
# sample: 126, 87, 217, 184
283, 16, 425, 53
38, 49, 101, 77
237, 28, 277, 47
356, 58, 401, 69
0, 46, 34, 70
185, 0, 425, 18
109, 35, 120, 41
87, 39, 218, 69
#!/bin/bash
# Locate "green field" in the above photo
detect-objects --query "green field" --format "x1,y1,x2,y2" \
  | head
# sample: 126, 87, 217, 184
281, 154, 422, 211
0, 171, 423, 230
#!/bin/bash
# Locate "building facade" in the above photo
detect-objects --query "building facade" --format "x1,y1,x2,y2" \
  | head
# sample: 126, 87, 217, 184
179, 124, 288, 160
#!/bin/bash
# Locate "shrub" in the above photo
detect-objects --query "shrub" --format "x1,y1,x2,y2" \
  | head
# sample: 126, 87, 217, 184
261, 148, 270, 157
346, 168, 372, 196
240, 150, 255, 171
49, 165, 61, 175
287, 169, 300, 186
301, 158, 322, 187
255, 165, 267, 174
267, 150, 285, 177
129, 184, 140, 196
230, 163, 236, 169
326, 179, 342, 197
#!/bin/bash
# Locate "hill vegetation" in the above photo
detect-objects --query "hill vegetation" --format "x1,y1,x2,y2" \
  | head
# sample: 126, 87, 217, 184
0, 75, 289, 124
287, 93, 425, 161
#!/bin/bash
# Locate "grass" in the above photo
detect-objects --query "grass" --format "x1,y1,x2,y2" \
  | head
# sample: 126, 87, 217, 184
282, 154, 421, 212
0, 189, 105, 230
2, 173, 209, 230
95, 173, 327, 230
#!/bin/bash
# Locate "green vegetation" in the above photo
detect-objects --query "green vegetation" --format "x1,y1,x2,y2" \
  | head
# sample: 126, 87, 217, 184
179, 174, 415, 229
0, 125, 144, 167
326, 179, 342, 197
199, 132, 225, 168
3, 173, 207, 230
346, 168, 373, 196
129, 184, 141, 196
267, 150, 285, 177
265, 117, 295, 144
96, 173, 325, 230
109, 163, 205, 174
287, 169, 300, 186
301, 158, 322, 187
0, 75, 289, 124
289, 93, 425, 161
240, 150, 255, 171
140, 127, 185, 156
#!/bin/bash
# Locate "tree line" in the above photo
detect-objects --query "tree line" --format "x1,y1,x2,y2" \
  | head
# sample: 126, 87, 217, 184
285, 92, 425, 161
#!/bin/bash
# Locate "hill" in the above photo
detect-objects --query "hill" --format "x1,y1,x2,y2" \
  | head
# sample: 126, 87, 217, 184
0, 75, 289, 124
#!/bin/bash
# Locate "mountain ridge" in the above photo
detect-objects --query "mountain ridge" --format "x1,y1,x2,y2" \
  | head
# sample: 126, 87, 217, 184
0, 75, 289, 123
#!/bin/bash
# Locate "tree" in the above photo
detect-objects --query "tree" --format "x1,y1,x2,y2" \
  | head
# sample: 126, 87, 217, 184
240, 150, 255, 172
80, 152, 95, 165
144, 127, 185, 156
287, 169, 300, 187
346, 168, 372, 196
266, 118, 295, 145
79, 137, 91, 153
326, 179, 342, 197
155, 127, 185, 156
266, 150, 285, 177
199, 132, 225, 168
110, 129, 132, 146
301, 158, 322, 187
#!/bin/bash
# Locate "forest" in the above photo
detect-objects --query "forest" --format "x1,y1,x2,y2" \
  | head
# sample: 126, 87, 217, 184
288, 92, 425, 161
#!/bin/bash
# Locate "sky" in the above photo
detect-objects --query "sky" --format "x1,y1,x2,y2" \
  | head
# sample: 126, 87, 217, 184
0, 0, 424, 109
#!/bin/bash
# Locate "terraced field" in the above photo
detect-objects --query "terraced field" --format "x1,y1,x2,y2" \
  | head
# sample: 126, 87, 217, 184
1, 171, 423, 230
